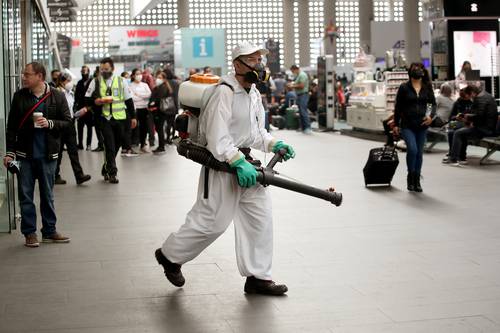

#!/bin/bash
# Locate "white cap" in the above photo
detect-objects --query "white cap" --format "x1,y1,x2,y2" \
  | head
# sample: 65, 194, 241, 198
231, 41, 269, 62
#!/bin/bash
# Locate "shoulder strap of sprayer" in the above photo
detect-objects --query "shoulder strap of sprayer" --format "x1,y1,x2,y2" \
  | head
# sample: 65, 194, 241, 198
203, 81, 234, 200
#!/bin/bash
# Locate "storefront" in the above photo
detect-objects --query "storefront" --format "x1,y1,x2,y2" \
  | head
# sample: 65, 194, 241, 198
0, 0, 59, 232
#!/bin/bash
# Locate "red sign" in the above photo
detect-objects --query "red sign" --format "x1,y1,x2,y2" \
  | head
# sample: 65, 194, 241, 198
127, 30, 159, 38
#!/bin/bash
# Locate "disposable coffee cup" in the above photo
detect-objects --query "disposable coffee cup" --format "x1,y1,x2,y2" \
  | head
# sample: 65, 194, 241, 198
33, 112, 43, 128
102, 96, 113, 103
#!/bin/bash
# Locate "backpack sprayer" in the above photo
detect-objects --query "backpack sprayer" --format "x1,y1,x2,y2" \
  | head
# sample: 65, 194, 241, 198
174, 74, 343, 207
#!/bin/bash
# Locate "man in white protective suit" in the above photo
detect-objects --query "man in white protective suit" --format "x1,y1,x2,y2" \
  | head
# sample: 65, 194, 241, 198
155, 41, 296, 295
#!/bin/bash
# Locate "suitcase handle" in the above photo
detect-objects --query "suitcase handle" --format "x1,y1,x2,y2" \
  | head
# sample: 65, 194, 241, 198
382, 145, 397, 158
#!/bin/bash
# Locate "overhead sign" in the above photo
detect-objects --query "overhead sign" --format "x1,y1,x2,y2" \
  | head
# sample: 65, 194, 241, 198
108, 25, 175, 61
49, 0, 77, 23
47, 0, 77, 8
49, 8, 76, 17
56, 33, 72, 69
175, 28, 226, 71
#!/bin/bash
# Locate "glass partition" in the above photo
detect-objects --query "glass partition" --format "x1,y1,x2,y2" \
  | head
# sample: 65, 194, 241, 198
0, 0, 22, 232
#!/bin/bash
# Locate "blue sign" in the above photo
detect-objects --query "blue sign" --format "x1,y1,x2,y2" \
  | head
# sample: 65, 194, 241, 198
175, 28, 226, 73
193, 37, 213, 58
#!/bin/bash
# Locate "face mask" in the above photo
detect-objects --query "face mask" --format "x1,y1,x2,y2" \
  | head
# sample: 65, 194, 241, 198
134, 74, 143, 82
64, 81, 74, 91
410, 68, 424, 80
81, 73, 89, 80
101, 71, 113, 80
237, 59, 270, 84
156, 78, 164, 86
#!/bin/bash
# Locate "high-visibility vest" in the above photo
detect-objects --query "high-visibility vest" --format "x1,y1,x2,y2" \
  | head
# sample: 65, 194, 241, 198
100, 76, 126, 120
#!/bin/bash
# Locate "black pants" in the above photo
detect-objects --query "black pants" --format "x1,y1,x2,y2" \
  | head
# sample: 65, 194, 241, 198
77, 113, 93, 148
98, 117, 125, 177
56, 120, 84, 180
94, 114, 105, 149
137, 108, 155, 147
165, 114, 176, 143
153, 112, 166, 149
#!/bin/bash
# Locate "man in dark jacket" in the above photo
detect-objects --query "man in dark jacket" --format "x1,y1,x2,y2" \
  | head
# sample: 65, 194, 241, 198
75, 65, 95, 150
3, 62, 72, 247
444, 85, 498, 166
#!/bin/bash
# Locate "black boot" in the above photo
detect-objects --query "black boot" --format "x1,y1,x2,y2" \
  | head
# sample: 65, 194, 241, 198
155, 248, 185, 287
414, 173, 422, 192
407, 172, 415, 192
244, 276, 288, 296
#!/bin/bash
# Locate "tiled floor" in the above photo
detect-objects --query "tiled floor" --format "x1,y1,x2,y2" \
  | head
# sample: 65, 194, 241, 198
0, 130, 499, 332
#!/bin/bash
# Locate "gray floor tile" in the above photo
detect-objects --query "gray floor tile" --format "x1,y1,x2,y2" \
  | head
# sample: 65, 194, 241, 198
1, 130, 500, 332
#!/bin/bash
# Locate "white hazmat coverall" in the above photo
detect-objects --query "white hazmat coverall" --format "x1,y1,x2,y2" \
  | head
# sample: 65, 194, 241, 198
162, 74, 278, 280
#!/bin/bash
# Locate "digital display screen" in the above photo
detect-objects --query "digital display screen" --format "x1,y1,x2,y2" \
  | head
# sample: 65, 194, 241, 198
453, 31, 497, 77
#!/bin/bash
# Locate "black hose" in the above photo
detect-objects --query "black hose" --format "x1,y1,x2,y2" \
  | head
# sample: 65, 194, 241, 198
177, 140, 342, 206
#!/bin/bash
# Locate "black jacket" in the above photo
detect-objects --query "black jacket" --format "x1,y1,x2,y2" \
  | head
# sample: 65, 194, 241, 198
148, 80, 178, 113
6, 85, 71, 161
450, 97, 473, 120
75, 77, 91, 110
469, 91, 498, 134
394, 81, 436, 130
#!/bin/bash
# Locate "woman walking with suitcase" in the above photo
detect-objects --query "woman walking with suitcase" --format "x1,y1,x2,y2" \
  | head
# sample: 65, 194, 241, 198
393, 63, 436, 192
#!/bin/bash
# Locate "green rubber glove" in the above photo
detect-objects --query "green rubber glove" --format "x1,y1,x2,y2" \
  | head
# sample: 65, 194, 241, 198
272, 141, 296, 161
230, 156, 258, 188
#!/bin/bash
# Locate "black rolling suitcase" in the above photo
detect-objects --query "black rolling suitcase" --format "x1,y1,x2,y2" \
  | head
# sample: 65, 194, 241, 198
363, 146, 399, 187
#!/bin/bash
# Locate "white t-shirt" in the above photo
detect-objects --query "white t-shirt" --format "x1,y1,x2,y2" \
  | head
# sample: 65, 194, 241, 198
85, 75, 132, 100
128, 81, 151, 109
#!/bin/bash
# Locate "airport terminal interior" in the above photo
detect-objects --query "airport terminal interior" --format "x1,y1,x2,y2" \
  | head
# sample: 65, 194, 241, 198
0, 0, 499, 332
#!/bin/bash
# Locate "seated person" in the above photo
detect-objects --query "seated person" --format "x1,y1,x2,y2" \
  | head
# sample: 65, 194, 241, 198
445, 89, 473, 159
278, 83, 297, 116
432, 83, 454, 127
443, 85, 498, 165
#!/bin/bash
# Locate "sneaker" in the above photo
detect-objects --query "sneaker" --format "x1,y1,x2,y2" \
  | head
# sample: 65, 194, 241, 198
76, 174, 91, 185
24, 234, 40, 248
244, 276, 288, 296
42, 232, 70, 243
55, 176, 67, 185
140, 146, 151, 153
153, 147, 166, 154
86, 145, 92, 151
125, 149, 139, 157
442, 157, 457, 164
458, 159, 468, 165
92, 146, 104, 152
155, 248, 185, 287
108, 175, 119, 184
77, 144, 84, 150
303, 128, 313, 135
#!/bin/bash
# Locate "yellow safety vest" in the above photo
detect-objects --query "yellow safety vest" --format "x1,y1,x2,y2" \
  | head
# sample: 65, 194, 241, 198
100, 76, 126, 120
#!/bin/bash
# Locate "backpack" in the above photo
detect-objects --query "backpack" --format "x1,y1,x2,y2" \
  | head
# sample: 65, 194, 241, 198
175, 81, 233, 145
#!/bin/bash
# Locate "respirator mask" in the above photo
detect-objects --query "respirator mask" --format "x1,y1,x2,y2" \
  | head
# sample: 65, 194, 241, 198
236, 59, 270, 84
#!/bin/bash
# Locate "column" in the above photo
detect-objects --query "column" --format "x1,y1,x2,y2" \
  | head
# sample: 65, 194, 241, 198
297, 0, 310, 68
358, 0, 373, 53
283, 0, 295, 68
177, 0, 189, 28
323, 0, 336, 63
404, 0, 421, 63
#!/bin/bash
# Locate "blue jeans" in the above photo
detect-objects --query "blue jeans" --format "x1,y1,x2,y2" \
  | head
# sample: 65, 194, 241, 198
450, 126, 492, 162
297, 93, 311, 130
18, 158, 58, 237
401, 128, 427, 173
